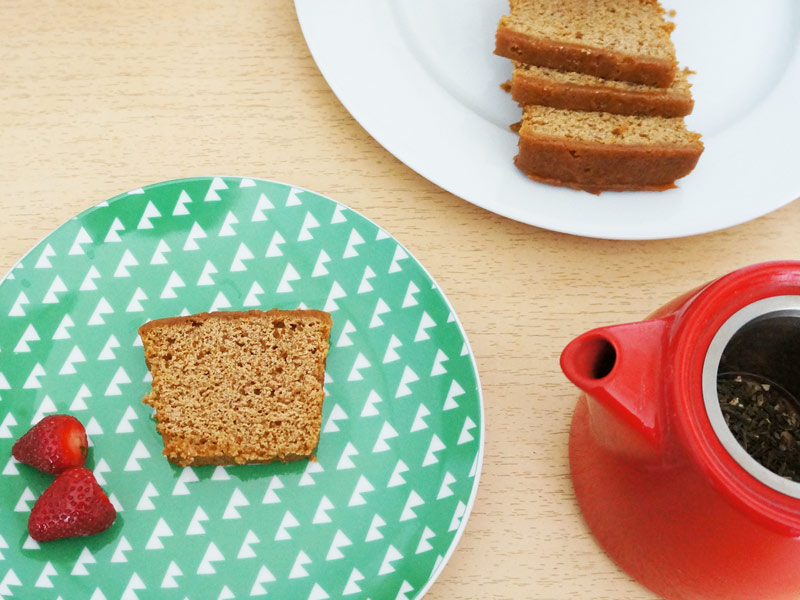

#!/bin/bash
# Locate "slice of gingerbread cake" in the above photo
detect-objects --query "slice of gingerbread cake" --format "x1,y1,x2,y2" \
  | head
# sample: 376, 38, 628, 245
139, 309, 333, 467
495, 0, 679, 87
509, 63, 694, 118
514, 105, 703, 193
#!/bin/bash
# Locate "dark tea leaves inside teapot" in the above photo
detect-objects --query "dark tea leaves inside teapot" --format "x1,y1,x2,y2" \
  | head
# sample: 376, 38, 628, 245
718, 374, 800, 482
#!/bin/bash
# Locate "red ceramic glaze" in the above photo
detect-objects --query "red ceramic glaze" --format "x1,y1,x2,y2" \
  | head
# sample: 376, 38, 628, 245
561, 261, 800, 600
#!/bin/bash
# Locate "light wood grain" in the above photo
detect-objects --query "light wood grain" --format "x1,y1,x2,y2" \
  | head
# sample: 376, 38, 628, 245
2, 1, 800, 598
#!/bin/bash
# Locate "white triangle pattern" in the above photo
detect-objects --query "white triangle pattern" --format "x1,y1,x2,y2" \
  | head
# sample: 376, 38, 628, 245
343, 568, 364, 595
114, 250, 138, 278
252, 193, 273, 221
378, 545, 403, 575
358, 266, 375, 293
313, 249, 331, 277
174, 190, 192, 215
298, 212, 320, 241
161, 561, 182, 588
361, 390, 383, 417
323, 404, 348, 433
388, 460, 409, 488
312, 496, 334, 524
173, 467, 199, 496
146, 518, 174, 550
250, 565, 276, 595
93, 459, 110, 485
80, 266, 101, 291
275, 511, 300, 541
0, 413, 18, 439
383, 335, 402, 363
243, 281, 264, 306
335, 320, 356, 347
197, 542, 224, 574
138, 201, 161, 229
72, 547, 96, 576
205, 177, 228, 201
326, 530, 352, 560
14, 324, 40, 353
187, 507, 209, 535
35, 243, 56, 268
219, 211, 239, 237
34, 562, 57, 588
31, 396, 57, 424
237, 530, 260, 559
9, 291, 29, 316
289, 551, 311, 578
111, 537, 132, 563
150, 240, 170, 264
365, 514, 386, 542
373, 421, 399, 453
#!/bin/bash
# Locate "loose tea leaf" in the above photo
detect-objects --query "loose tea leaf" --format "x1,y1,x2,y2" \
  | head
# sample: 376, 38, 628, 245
717, 374, 800, 482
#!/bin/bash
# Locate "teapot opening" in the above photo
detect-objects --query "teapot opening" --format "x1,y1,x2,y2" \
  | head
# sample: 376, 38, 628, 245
569, 334, 617, 380
703, 295, 800, 498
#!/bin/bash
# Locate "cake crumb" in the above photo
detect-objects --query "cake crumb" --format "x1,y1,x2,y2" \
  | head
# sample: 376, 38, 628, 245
139, 309, 332, 467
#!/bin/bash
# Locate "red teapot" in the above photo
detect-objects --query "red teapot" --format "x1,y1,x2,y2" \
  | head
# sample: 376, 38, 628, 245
561, 261, 800, 600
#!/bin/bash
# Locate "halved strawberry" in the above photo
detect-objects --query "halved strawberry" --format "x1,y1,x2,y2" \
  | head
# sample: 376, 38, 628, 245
28, 467, 116, 542
11, 414, 88, 474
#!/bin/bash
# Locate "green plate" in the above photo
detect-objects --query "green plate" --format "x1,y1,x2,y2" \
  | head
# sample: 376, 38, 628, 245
0, 177, 483, 600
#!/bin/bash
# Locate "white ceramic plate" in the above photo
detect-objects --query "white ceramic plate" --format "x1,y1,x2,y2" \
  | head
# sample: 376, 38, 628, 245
295, 0, 800, 240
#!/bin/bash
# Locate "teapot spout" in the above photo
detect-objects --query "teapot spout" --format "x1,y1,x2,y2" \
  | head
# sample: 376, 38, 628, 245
561, 318, 669, 459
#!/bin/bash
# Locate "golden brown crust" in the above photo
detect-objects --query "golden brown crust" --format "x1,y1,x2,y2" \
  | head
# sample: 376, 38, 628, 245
138, 308, 332, 337
175, 453, 310, 467
510, 70, 693, 117
514, 134, 703, 194
495, 26, 677, 88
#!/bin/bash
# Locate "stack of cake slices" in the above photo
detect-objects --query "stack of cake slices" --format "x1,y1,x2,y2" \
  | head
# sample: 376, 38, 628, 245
495, 0, 704, 194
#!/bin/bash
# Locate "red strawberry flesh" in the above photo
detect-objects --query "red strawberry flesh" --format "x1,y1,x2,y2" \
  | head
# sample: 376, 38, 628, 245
28, 467, 116, 542
11, 414, 88, 475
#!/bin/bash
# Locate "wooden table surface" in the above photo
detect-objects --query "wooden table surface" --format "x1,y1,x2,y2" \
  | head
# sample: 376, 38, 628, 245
2, 2, 799, 599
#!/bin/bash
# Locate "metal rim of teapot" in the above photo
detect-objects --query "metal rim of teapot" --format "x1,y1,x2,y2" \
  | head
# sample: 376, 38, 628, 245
702, 295, 800, 499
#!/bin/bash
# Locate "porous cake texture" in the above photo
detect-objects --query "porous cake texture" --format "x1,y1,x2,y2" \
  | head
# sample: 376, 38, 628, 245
139, 309, 333, 467
510, 63, 693, 117
496, 0, 678, 87
515, 105, 703, 193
